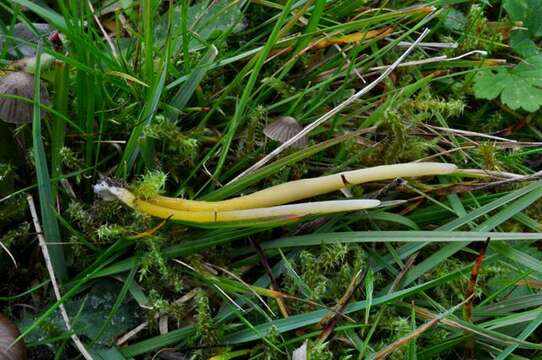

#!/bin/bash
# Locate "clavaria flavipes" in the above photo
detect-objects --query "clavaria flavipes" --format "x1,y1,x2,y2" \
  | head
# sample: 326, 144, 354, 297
94, 162, 458, 224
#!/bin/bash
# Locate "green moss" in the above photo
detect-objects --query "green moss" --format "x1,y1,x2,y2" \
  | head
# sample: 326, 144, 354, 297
309, 341, 333, 360
147, 289, 187, 326
0, 221, 30, 248
478, 142, 502, 171
193, 288, 223, 351
0, 193, 27, 226
143, 115, 203, 177
133, 170, 168, 199
357, 113, 434, 165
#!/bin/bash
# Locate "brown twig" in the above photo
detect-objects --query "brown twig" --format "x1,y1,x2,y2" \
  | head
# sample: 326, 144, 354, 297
250, 238, 290, 318
464, 237, 490, 360
464, 237, 490, 322
374, 295, 474, 360
317, 268, 367, 342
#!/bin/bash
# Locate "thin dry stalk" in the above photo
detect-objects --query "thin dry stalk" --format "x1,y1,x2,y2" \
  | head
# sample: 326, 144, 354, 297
26, 195, 93, 360
116, 321, 148, 346
87, 0, 118, 58
116, 289, 197, 346
205, 261, 277, 317
385, 38, 458, 49
0, 239, 17, 267
425, 125, 517, 143
318, 268, 366, 342
366, 50, 491, 72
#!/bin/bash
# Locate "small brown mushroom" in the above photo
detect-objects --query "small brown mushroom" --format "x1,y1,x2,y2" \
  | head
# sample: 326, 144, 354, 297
263, 116, 307, 149
0, 313, 27, 360
0, 71, 49, 124
0, 23, 55, 58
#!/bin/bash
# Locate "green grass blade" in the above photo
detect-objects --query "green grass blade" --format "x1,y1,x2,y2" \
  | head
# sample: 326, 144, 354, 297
167, 45, 218, 119
9, 0, 67, 30
257, 232, 542, 251
116, 51, 169, 177
212, 0, 295, 179
50, 61, 69, 198
32, 43, 67, 282
400, 182, 542, 287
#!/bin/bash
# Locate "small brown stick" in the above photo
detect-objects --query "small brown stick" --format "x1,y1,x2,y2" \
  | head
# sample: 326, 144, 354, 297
87, 0, 118, 58
317, 268, 367, 342
496, 114, 531, 136
374, 295, 474, 360
250, 238, 290, 318
128, 216, 171, 239
464, 237, 490, 360
26, 195, 93, 360
390, 253, 419, 291
464, 237, 490, 322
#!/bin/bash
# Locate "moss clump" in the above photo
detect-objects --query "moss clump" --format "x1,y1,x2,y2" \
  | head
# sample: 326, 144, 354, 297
0, 193, 27, 226
308, 341, 333, 360
133, 170, 167, 199
189, 288, 223, 356
477, 142, 502, 171
358, 113, 433, 166
285, 244, 366, 307
143, 115, 202, 176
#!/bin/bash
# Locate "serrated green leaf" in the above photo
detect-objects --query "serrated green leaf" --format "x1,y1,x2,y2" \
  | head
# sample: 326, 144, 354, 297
473, 71, 509, 100
504, 0, 542, 57
509, 31, 540, 58
504, 0, 542, 37
500, 77, 542, 112
474, 55, 542, 112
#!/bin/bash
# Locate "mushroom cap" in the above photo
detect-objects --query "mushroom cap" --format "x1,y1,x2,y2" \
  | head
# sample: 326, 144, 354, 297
263, 116, 307, 149
0, 313, 27, 360
0, 71, 49, 124
0, 23, 54, 58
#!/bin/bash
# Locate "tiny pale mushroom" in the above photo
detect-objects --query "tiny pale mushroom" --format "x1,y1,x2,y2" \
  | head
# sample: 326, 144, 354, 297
0, 71, 49, 124
263, 116, 308, 149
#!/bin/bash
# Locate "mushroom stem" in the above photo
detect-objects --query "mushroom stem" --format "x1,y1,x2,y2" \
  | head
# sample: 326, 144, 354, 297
131, 199, 381, 223
94, 162, 458, 223
94, 184, 380, 222
150, 163, 457, 211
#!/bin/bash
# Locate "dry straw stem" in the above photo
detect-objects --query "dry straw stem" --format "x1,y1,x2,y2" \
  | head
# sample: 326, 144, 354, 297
0, 239, 17, 268
368, 50, 489, 71
26, 195, 93, 360
95, 162, 457, 223
229, 28, 432, 183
